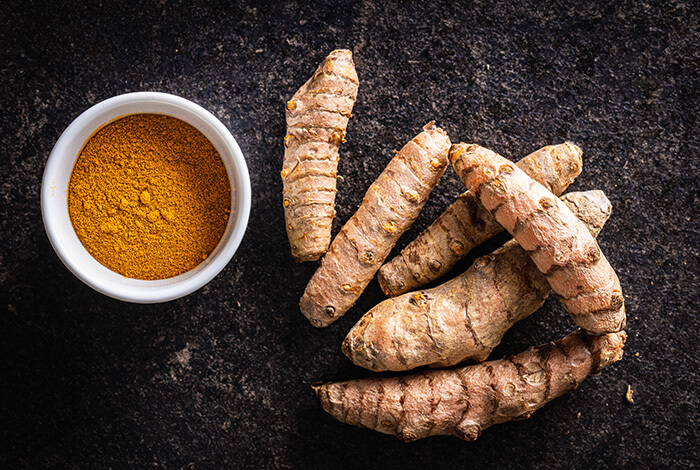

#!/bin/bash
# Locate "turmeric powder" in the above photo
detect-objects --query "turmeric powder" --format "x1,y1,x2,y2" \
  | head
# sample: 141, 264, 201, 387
68, 114, 231, 280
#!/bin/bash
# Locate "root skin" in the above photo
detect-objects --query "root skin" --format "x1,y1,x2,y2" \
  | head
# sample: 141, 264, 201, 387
315, 329, 626, 442
283, 49, 359, 262
300, 123, 451, 327
344, 191, 612, 372
378, 143, 582, 297
450, 144, 626, 335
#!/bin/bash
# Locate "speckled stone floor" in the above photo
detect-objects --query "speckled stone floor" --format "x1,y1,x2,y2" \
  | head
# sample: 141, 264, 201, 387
1, 1, 698, 468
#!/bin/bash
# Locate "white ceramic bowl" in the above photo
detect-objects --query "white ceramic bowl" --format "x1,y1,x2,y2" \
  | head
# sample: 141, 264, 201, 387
41, 92, 251, 303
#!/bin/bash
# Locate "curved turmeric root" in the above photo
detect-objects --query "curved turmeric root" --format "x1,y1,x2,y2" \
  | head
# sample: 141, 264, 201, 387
378, 143, 582, 297
451, 144, 626, 335
344, 190, 612, 372
300, 123, 451, 327
315, 329, 626, 442
282, 49, 359, 262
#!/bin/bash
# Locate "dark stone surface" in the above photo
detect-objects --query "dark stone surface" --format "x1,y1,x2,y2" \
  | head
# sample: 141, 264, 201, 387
1, 0, 698, 468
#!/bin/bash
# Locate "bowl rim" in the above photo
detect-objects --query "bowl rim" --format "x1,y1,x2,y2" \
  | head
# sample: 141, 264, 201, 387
41, 91, 251, 303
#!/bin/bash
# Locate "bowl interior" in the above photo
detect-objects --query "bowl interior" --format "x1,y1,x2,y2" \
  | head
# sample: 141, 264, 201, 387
42, 92, 250, 303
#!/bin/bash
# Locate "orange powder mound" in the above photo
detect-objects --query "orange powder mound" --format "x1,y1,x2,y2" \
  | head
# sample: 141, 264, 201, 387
68, 113, 231, 280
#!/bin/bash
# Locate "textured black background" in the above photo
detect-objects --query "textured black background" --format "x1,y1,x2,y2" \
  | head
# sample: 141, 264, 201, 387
1, 0, 698, 468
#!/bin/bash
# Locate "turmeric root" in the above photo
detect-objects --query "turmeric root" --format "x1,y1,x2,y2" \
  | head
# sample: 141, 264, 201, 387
344, 190, 612, 372
300, 123, 451, 327
378, 143, 582, 297
451, 144, 626, 335
282, 49, 359, 262
315, 329, 626, 442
